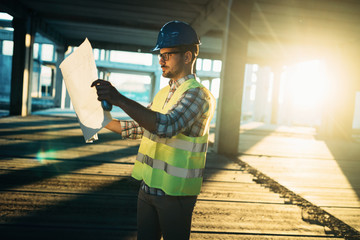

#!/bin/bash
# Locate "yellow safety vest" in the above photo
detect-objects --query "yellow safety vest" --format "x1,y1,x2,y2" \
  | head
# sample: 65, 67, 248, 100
132, 78, 215, 196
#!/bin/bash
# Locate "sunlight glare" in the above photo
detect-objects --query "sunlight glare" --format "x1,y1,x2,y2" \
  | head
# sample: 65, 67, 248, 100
287, 60, 327, 109
0, 12, 13, 20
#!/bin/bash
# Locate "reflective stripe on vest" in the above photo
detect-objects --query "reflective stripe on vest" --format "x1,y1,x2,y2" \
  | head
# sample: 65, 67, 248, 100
136, 153, 204, 178
143, 130, 208, 153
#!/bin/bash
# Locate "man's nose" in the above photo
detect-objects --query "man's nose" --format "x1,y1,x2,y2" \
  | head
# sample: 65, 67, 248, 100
159, 57, 165, 65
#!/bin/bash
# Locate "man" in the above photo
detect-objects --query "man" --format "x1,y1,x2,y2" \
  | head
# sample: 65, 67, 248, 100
92, 21, 215, 240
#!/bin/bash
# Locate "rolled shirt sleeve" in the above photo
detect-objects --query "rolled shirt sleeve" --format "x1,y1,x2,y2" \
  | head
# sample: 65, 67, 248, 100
120, 120, 144, 139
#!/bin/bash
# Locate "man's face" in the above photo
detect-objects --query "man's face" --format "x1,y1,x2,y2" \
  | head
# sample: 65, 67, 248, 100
158, 47, 185, 80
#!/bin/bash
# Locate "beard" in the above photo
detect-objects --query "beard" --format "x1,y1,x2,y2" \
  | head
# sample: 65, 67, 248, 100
162, 64, 184, 79
162, 69, 175, 78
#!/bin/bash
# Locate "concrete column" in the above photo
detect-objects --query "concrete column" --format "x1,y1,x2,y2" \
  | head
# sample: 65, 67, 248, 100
215, 0, 254, 155
208, 78, 213, 92
254, 66, 269, 122
270, 65, 281, 124
35, 43, 43, 97
54, 46, 65, 107
150, 73, 155, 101
104, 49, 110, 62
63, 87, 71, 109
320, 44, 359, 139
104, 71, 110, 81
9, 16, 35, 116
150, 54, 161, 101
62, 48, 71, 109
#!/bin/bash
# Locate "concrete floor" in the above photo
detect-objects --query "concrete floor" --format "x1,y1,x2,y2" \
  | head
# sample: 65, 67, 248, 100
0, 113, 358, 239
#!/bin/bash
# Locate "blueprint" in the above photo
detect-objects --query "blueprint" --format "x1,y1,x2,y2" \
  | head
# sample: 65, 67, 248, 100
60, 38, 112, 143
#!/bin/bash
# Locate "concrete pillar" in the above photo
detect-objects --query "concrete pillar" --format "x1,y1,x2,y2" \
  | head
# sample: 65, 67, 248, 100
54, 46, 65, 107
215, 0, 254, 155
320, 44, 359, 139
150, 71, 161, 102
150, 54, 161, 101
209, 78, 213, 92
270, 65, 281, 124
9, 16, 35, 116
104, 49, 110, 62
35, 43, 43, 97
62, 47, 71, 109
63, 87, 71, 109
104, 71, 110, 81
254, 66, 270, 123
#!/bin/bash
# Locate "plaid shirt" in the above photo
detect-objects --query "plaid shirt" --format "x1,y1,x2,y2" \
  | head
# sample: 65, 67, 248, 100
120, 74, 211, 139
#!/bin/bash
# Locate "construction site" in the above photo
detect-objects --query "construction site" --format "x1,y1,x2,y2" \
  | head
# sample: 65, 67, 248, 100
0, 0, 360, 239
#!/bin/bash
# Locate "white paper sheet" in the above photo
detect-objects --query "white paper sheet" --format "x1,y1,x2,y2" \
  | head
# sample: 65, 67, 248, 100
60, 38, 112, 143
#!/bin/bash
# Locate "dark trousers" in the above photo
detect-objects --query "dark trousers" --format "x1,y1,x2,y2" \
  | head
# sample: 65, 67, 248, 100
137, 188, 197, 240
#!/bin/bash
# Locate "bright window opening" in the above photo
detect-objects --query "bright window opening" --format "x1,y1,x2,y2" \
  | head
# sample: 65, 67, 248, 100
110, 50, 152, 66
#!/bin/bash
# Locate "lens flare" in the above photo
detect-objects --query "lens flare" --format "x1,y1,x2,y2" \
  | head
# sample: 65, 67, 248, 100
36, 149, 57, 163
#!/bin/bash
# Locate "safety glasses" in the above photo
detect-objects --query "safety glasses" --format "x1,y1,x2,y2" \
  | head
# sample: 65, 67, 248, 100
158, 51, 184, 61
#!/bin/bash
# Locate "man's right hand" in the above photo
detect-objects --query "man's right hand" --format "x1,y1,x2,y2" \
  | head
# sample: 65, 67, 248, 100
91, 79, 122, 106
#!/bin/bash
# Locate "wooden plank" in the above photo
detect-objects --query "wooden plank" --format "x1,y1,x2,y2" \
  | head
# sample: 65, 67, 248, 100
191, 232, 344, 240
192, 201, 330, 236
0, 225, 137, 240
0, 174, 139, 196
0, 191, 137, 226
322, 207, 360, 233
200, 181, 285, 204
0, 159, 254, 184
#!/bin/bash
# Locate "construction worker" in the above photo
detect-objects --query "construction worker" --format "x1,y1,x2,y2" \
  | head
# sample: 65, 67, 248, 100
92, 20, 215, 240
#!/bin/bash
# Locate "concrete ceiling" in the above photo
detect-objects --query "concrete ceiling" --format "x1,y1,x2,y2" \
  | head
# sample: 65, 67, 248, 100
1, 0, 360, 64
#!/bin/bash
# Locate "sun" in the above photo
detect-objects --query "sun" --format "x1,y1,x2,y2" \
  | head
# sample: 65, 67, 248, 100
287, 60, 327, 110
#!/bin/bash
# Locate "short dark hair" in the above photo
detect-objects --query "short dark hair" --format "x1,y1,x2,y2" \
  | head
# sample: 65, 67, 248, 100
176, 44, 199, 63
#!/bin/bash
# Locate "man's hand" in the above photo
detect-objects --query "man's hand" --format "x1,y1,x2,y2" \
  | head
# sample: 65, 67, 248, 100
91, 79, 157, 133
91, 79, 121, 106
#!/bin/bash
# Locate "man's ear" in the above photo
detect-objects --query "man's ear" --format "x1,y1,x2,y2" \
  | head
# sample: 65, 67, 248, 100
184, 51, 192, 64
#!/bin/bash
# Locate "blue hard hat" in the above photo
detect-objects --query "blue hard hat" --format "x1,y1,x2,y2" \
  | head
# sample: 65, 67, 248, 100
152, 21, 200, 51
